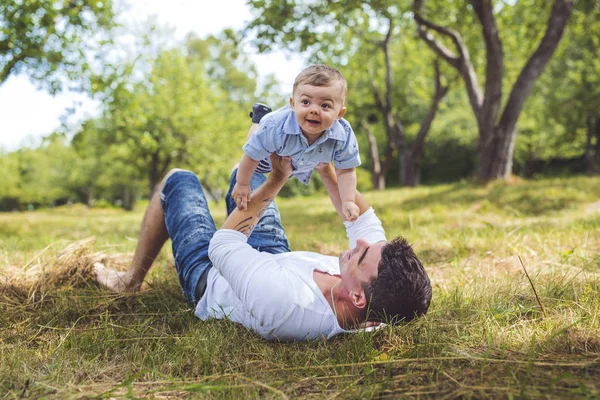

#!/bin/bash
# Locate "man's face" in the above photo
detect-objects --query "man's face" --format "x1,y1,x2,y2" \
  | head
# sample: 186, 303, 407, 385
289, 82, 347, 138
339, 238, 385, 298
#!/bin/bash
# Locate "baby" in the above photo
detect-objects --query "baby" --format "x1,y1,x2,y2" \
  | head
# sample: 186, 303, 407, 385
233, 64, 361, 221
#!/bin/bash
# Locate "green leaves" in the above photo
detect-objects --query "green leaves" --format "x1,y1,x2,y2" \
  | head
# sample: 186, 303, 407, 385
79, 28, 258, 200
0, 0, 116, 92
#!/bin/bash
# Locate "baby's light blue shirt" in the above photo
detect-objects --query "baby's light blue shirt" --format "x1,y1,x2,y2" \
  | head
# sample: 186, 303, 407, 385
243, 105, 361, 185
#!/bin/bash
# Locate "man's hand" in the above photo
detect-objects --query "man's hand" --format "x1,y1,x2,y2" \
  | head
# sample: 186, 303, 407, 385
222, 155, 292, 237
269, 154, 293, 181
342, 200, 360, 222
232, 182, 251, 210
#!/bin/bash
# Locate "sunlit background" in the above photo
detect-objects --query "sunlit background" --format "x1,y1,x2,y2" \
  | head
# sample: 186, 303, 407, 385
0, 0, 304, 151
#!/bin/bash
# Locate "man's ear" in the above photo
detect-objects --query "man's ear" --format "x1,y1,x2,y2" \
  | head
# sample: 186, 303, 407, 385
289, 97, 294, 109
350, 288, 367, 310
337, 106, 347, 120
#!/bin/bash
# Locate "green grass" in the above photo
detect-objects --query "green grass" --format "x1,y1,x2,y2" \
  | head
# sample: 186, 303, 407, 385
1, 175, 599, 398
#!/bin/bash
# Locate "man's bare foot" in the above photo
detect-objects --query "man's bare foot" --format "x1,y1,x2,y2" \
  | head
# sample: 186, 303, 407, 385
94, 262, 139, 293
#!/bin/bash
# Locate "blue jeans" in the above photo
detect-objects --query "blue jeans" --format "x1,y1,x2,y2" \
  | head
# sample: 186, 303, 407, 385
160, 169, 290, 304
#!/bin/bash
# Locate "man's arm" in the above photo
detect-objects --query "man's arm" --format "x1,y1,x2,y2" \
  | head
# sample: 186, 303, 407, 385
209, 155, 294, 329
223, 154, 292, 235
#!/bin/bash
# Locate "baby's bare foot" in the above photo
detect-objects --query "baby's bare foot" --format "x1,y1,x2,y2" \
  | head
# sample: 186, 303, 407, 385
94, 263, 138, 293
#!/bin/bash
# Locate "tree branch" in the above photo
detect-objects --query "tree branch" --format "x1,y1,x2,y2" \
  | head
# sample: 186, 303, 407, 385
414, 16, 461, 69
413, 14, 460, 46
369, 70, 397, 150
470, 0, 504, 134
393, 120, 407, 152
0, 40, 10, 54
382, 15, 394, 132
498, 0, 575, 135
414, 8, 483, 122
371, 80, 384, 111
0, 54, 26, 87
361, 119, 383, 179
411, 60, 449, 158
382, 143, 395, 179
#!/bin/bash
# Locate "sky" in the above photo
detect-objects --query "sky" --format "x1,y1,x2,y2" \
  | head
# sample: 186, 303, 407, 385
0, 0, 304, 151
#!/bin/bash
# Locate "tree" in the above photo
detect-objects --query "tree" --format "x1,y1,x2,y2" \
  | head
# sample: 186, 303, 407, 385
5, 134, 78, 208
91, 28, 257, 199
358, 41, 449, 188
70, 117, 144, 209
413, 0, 575, 181
103, 48, 215, 195
186, 29, 259, 106
0, 149, 22, 210
539, 0, 600, 174
0, 0, 116, 92
246, 1, 449, 188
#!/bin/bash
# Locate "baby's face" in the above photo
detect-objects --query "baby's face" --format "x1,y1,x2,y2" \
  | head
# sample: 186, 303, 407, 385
290, 82, 347, 138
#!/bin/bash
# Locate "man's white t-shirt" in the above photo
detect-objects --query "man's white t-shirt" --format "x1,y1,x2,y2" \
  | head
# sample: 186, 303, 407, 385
197, 208, 386, 341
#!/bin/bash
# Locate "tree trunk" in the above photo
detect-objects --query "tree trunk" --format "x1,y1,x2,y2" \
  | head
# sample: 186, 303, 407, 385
368, 16, 400, 188
367, 15, 448, 188
362, 120, 386, 190
122, 186, 135, 211
595, 117, 600, 174
402, 152, 420, 187
148, 150, 171, 198
524, 143, 537, 178
585, 116, 595, 174
477, 125, 516, 179
399, 60, 449, 187
148, 152, 160, 198
479, 0, 573, 181
86, 187, 94, 208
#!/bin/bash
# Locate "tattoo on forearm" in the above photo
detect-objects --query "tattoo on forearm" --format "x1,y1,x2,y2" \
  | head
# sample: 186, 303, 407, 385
243, 223, 256, 236
257, 198, 273, 220
235, 223, 251, 233
233, 197, 273, 237
234, 217, 252, 231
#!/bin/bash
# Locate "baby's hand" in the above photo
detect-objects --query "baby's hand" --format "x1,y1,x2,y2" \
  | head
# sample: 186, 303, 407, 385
342, 201, 359, 222
232, 183, 251, 210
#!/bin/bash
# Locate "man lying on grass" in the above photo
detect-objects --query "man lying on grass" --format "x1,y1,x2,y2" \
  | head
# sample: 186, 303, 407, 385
95, 153, 432, 341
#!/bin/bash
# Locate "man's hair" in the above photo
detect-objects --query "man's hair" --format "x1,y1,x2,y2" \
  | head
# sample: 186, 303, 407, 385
293, 64, 348, 101
362, 237, 432, 324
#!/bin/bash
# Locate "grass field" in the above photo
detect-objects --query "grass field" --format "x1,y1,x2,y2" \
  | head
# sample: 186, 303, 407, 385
1, 176, 599, 398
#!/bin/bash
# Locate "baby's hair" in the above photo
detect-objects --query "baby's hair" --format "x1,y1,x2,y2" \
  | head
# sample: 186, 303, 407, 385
293, 64, 347, 101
